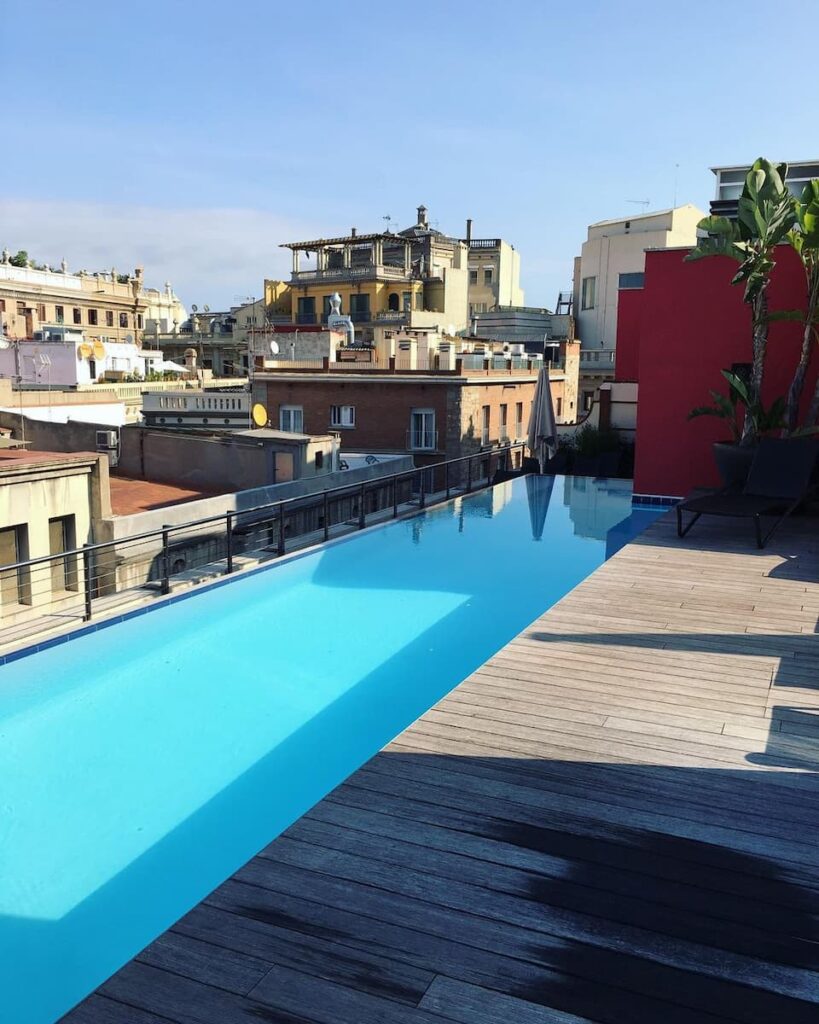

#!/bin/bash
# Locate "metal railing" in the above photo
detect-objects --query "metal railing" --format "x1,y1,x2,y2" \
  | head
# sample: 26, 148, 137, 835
0, 444, 526, 633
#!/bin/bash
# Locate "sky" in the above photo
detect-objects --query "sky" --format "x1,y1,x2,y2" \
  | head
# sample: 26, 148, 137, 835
2, 0, 816, 311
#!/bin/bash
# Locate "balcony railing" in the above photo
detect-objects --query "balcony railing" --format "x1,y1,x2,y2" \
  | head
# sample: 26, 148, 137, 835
407, 429, 438, 451
296, 313, 318, 325
291, 264, 411, 284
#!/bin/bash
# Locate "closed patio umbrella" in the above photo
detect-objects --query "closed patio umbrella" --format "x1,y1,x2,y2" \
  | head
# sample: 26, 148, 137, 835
526, 364, 557, 473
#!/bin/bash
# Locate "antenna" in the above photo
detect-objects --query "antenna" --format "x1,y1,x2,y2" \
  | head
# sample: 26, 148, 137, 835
673, 162, 680, 207
383, 214, 392, 232
626, 199, 651, 208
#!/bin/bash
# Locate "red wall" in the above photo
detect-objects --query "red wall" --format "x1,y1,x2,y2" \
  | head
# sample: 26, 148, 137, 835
630, 245, 817, 496
614, 289, 643, 380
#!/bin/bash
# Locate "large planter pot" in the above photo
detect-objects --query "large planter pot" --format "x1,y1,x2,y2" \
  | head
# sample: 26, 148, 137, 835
713, 442, 756, 489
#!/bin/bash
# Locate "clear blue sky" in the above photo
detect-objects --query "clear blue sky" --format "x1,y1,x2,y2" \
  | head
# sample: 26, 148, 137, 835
2, 0, 816, 309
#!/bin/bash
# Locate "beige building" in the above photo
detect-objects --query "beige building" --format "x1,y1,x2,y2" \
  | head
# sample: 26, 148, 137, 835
0, 447, 110, 620
572, 204, 704, 405
0, 254, 149, 346
465, 234, 524, 317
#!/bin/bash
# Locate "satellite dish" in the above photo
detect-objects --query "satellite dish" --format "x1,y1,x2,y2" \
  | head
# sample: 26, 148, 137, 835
93, 340, 106, 360
204, 305, 210, 313
191, 304, 198, 312
124, 333, 134, 344
269, 339, 279, 355
79, 343, 93, 359
252, 403, 268, 428
0, 338, 9, 350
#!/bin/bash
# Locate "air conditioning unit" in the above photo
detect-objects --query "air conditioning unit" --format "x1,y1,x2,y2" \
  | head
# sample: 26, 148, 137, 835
96, 429, 118, 449
510, 343, 525, 355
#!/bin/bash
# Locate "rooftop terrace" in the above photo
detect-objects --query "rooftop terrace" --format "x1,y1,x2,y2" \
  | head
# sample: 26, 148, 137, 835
63, 511, 819, 1022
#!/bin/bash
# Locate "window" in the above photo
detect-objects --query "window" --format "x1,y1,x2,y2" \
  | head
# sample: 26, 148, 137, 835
618, 272, 645, 290
409, 409, 435, 450
0, 523, 30, 605
483, 267, 494, 286
583, 390, 594, 412
499, 403, 508, 441
556, 397, 563, 418
387, 292, 400, 312
137, 314, 144, 329
106, 310, 114, 327
469, 269, 478, 285
37, 303, 46, 320
297, 296, 317, 324
55, 305, 64, 324
0, 299, 4, 312
87, 308, 98, 326
49, 515, 77, 592
581, 276, 596, 310
315, 450, 324, 470
17, 301, 25, 315
515, 401, 523, 438
280, 405, 304, 432
481, 405, 490, 446
71, 307, 81, 324
330, 405, 355, 428
349, 293, 371, 323
402, 292, 412, 312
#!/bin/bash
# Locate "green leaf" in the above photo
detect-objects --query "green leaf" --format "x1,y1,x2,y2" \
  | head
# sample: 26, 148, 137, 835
767, 308, 805, 323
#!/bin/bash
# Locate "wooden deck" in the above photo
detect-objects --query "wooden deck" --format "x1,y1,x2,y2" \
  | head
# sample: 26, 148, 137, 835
63, 511, 819, 1024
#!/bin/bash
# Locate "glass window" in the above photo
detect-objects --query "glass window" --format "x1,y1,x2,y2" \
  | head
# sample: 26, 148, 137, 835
483, 267, 493, 286
409, 409, 435, 450
581, 277, 596, 310
618, 272, 645, 289
481, 405, 490, 445
73, 307, 82, 324
55, 305, 64, 324
106, 310, 114, 327
556, 396, 563, 418
119, 312, 128, 328
469, 269, 478, 285
280, 405, 304, 432
330, 405, 355, 427
87, 308, 98, 326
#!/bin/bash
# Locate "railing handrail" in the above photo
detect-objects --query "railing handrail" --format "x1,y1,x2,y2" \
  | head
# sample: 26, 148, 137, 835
1, 444, 526, 575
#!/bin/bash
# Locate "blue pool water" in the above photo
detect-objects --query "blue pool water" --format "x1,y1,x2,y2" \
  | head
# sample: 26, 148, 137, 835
0, 475, 663, 1022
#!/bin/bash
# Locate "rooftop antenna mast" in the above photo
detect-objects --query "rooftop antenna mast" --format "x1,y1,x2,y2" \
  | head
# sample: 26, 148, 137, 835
383, 214, 392, 232
626, 199, 651, 209
673, 162, 680, 207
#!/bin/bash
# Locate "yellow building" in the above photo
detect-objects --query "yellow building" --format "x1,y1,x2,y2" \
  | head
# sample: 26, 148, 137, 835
279, 206, 471, 340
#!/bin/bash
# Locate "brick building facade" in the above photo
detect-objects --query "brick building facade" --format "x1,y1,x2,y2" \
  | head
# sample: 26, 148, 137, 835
251, 368, 548, 467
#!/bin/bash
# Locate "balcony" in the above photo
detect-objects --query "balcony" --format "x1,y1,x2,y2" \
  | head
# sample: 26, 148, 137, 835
291, 264, 411, 285
407, 429, 438, 451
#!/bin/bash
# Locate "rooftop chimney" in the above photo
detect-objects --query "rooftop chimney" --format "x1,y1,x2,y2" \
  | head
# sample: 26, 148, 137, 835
351, 227, 357, 238
466, 218, 472, 244
417, 205, 428, 229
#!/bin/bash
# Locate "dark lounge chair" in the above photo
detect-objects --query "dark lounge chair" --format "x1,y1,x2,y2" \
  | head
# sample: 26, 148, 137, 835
676, 437, 818, 549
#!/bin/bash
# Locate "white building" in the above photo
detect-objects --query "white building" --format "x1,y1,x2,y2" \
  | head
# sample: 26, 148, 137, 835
572, 204, 704, 404
0, 326, 166, 387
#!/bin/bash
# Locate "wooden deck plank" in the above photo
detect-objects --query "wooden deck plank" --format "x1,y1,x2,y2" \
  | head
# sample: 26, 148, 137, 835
61, 513, 819, 1024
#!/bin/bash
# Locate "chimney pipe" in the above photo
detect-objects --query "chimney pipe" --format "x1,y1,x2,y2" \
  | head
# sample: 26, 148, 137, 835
351, 227, 357, 238
466, 218, 472, 244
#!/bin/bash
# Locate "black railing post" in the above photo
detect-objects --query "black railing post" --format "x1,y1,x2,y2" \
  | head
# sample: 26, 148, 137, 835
445, 460, 450, 499
359, 483, 366, 529
278, 503, 286, 556
82, 544, 93, 621
419, 468, 426, 508
393, 475, 398, 518
161, 526, 171, 595
225, 511, 234, 574
323, 490, 330, 542
466, 455, 473, 493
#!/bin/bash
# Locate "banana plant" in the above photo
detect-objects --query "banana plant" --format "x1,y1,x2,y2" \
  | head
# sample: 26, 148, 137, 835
688, 369, 785, 442
686, 159, 796, 444
786, 180, 819, 429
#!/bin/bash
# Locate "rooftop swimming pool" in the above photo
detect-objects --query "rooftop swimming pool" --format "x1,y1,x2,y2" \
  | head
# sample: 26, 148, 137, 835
0, 475, 663, 1022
